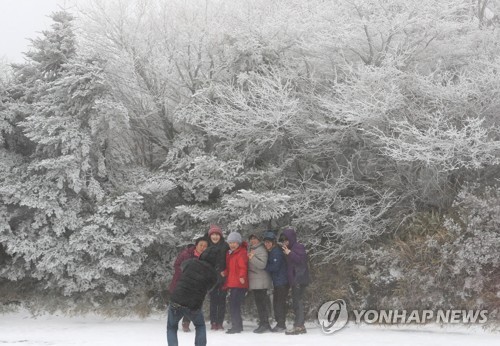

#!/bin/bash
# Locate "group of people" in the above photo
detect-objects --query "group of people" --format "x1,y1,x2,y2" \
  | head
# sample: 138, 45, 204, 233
166, 225, 310, 346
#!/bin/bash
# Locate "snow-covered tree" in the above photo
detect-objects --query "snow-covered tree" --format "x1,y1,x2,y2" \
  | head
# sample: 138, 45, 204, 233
0, 12, 173, 311
1, 0, 499, 315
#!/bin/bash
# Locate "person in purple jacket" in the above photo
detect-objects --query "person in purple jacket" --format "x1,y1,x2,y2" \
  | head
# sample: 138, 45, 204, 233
279, 227, 310, 335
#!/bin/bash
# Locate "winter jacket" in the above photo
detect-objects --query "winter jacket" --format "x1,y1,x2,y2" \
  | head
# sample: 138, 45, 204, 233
282, 228, 310, 286
223, 242, 249, 289
202, 239, 230, 288
170, 258, 217, 310
248, 242, 272, 290
168, 244, 196, 293
265, 246, 288, 287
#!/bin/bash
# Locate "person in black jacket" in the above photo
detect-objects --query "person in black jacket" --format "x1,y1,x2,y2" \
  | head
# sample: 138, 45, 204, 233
168, 237, 209, 332
167, 244, 217, 346
201, 224, 230, 330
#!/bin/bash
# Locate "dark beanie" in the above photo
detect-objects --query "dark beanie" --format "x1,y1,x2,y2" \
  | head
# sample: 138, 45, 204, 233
263, 230, 276, 241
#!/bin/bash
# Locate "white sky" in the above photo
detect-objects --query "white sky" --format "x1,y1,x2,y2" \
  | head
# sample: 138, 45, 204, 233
0, 0, 75, 63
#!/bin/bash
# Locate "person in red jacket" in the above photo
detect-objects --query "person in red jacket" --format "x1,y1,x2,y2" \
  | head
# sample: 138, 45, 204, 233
168, 237, 208, 332
221, 231, 248, 334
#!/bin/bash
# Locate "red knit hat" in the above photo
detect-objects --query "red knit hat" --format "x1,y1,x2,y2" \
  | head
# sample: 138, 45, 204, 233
208, 224, 222, 236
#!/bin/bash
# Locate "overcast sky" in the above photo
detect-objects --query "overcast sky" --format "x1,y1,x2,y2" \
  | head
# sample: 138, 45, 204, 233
0, 0, 74, 63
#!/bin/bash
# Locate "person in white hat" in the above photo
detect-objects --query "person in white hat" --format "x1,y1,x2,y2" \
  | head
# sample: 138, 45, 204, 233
221, 231, 248, 334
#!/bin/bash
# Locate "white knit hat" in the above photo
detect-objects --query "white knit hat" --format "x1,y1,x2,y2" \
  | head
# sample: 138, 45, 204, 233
227, 232, 242, 244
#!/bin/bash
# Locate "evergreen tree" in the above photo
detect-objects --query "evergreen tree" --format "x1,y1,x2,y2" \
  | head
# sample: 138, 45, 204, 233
0, 12, 167, 310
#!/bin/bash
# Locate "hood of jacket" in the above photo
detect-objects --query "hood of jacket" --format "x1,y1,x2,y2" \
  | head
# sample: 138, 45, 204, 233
282, 228, 297, 248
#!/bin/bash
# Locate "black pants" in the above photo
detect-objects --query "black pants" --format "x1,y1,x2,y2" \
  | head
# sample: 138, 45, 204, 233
229, 288, 246, 331
291, 284, 306, 327
253, 289, 270, 327
273, 285, 289, 328
209, 288, 227, 325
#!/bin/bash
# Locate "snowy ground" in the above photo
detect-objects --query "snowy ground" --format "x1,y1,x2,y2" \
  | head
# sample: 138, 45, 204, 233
0, 311, 498, 346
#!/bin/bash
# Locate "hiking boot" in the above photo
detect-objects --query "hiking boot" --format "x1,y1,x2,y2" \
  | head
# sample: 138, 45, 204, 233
216, 323, 224, 331
225, 328, 242, 334
182, 321, 191, 332
253, 325, 271, 334
285, 326, 307, 335
271, 325, 286, 333
210, 322, 217, 330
